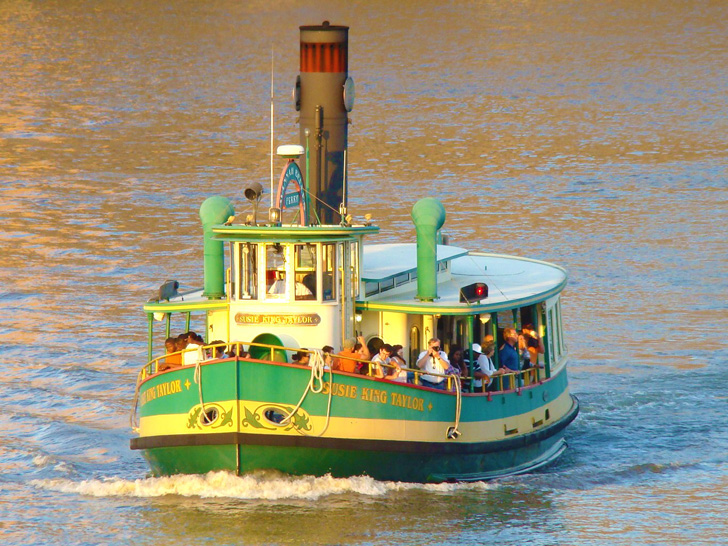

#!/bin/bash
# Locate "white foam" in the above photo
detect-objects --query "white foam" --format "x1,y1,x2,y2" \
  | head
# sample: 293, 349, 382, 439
30, 471, 494, 500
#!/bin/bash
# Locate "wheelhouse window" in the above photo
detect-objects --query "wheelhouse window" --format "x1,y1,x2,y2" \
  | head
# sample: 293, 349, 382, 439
265, 243, 287, 299
294, 244, 316, 301
322, 243, 336, 301
239, 243, 258, 299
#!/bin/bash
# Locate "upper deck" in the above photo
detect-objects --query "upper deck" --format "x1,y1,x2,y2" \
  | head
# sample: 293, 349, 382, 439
359, 243, 567, 315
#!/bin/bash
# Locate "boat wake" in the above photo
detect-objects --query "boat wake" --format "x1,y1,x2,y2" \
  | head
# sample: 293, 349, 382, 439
30, 470, 495, 501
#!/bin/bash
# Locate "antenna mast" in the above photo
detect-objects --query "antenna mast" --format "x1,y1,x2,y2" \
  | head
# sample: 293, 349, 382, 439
270, 47, 275, 208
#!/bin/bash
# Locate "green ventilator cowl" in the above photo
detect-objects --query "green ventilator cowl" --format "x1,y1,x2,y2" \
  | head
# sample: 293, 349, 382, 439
199, 196, 235, 299
411, 198, 446, 302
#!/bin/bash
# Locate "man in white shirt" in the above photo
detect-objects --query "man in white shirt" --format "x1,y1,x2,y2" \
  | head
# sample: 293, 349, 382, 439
416, 338, 450, 390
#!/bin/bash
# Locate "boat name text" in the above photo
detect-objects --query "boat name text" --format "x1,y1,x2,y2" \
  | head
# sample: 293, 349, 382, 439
235, 313, 321, 326
140, 379, 183, 406
321, 383, 425, 412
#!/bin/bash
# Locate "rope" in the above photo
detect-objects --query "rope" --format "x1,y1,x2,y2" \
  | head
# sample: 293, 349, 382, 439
280, 350, 334, 437
129, 371, 143, 433
447, 373, 463, 440
192, 346, 209, 422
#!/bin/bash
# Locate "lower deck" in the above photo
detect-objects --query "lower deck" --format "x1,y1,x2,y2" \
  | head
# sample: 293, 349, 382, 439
131, 356, 578, 481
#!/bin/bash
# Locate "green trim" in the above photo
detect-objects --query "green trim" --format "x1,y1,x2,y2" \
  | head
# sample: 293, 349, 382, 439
143, 300, 228, 313
211, 224, 379, 243
355, 281, 566, 315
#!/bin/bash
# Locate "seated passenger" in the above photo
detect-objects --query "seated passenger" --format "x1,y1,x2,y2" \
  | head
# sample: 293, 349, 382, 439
333, 337, 359, 373
267, 271, 287, 295
227, 343, 240, 358
322, 345, 334, 368
292, 349, 310, 366
206, 340, 226, 360
385, 344, 408, 382
268, 271, 313, 298
416, 338, 450, 390
355, 340, 372, 375
159, 337, 182, 371
371, 344, 392, 379
182, 333, 205, 366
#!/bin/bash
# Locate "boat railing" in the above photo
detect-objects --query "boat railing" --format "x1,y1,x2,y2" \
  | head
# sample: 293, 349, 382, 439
137, 342, 545, 394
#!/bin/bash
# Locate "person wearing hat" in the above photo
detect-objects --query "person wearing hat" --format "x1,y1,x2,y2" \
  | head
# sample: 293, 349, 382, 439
333, 335, 369, 374
472, 342, 499, 391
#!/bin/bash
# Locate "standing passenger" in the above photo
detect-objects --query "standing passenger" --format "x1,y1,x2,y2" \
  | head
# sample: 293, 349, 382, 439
416, 338, 450, 390
499, 328, 520, 372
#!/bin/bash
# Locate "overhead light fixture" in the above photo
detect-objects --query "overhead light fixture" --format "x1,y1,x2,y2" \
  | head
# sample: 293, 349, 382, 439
479, 313, 491, 325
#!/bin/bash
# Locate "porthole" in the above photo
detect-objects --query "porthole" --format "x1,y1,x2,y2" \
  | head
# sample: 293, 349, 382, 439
202, 407, 219, 425
263, 408, 287, 425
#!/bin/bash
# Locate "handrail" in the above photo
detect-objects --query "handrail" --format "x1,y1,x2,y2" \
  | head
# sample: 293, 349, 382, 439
137, 341, 544, 394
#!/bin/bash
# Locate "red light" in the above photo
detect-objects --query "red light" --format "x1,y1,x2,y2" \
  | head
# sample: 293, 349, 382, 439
475, 284, 485, 297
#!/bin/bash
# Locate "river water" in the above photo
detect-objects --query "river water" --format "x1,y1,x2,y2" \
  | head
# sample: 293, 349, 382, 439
1, 1, 727, 545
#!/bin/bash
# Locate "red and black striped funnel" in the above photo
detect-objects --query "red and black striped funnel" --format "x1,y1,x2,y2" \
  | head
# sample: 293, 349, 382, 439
296, 22, 351, 224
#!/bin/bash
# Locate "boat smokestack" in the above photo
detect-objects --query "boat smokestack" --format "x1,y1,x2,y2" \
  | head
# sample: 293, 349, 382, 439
199, 196, 235, 299
297, 21, 350, 224
411, 198, 446, 302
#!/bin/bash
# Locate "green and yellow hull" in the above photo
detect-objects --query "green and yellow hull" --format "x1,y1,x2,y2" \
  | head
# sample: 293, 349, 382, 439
131, 358, 578, 482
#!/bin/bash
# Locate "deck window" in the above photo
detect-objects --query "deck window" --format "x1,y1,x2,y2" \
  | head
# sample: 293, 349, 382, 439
294, 244, 316, 301
394, 273, 409, 287
380, 277, 394, 292
322, 243, 336, 301
239, 243, 258, 299
265, 244, 287, 299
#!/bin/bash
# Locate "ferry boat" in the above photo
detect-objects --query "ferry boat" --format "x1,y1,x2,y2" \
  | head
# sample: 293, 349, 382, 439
130, 22, 579, 483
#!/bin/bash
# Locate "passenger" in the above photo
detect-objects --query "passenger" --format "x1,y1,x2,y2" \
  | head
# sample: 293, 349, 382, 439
355, 338, 372, 375
227, 343, 240, 358
206, 340, 226, 360
499, 328, 520, 372
159, 337, 182, 371
292, 349, 310, 366
416, 338, 450, 390
473, 343, 501, 391
322, 345, 334, 368
333, 337, 359, 373
267, 271, 313, 297
385, 344, 408, 382
370, 344, 392, 379
448, 345, 469, 381
267, 271, 286, 294
239, 350, 252, 360
519, 324, 545, 369
183, 333, 205, 366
